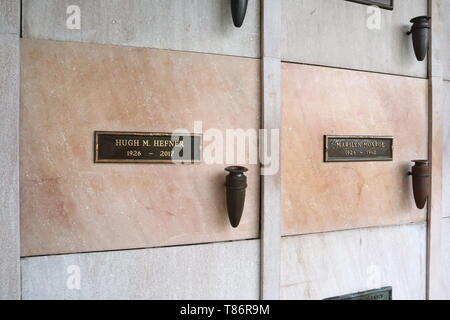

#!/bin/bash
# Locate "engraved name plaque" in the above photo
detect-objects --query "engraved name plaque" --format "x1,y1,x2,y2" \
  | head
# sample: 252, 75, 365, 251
325, 287, 393, 300
324, 135, 393, 162
346, 0, 393, 10
94, 131, 201, 163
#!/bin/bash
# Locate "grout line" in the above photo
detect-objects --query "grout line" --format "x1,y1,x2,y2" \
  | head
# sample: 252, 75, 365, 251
426, 0, 433, 300
280, 60, 429, 80
18, 0, 23, 300
20, 237, 261, 259
19, 36, 262, 61
281, 221, 428, 239
19, 0, 22, 38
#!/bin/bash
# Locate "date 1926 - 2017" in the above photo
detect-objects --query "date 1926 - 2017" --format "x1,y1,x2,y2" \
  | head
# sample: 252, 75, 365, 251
180, 304, 270, 317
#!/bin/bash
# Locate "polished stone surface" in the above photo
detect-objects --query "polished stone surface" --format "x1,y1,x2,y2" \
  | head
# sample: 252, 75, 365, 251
281, 223, 426, 300
282, 0, 428, 78
22, 239, 260, 299
22, 0, 260, 58
440, 218, 450, 299
282, 63, 428, 236
0, 0, 20, 34
21, 39, 260, 256
0, 34, 20, 299
443, 81, 450, 217
443, 0, 450, 81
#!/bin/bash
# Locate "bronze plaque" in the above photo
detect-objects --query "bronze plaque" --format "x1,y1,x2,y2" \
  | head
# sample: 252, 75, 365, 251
94, 131, 201, 163
346, 0, 393, 10
324, 135, 393, 162
325, 287, 392, 300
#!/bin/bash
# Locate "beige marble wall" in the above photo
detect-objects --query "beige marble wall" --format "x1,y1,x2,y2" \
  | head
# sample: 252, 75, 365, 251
440, 218, 450, 299
0, 34, 20, 299
443, 81, 450, 218
281, 223, 426, 300
281, 0, 428, 78
22, 0, 260, 58
0, 0, 20, 34
281, 63, 428, 236
443, 0, 450, 81
21, 239, 260, 300
21, 39, 260, 256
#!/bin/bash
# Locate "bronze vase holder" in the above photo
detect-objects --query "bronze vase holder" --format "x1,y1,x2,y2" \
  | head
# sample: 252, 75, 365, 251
407, 16, 431, 62
409, 160, 431, 209
230, 0, 248, 28
225, 166, 248, 228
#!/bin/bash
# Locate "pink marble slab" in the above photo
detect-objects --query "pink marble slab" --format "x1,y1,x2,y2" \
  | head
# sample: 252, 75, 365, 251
281, 63, 428, 236
20, 39, 260, 256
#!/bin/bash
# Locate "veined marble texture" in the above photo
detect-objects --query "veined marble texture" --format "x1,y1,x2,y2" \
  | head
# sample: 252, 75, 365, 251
443, 81, 450, 217
0, 34, 20, 300
440, 218, 450, 299
22, 0, 260, 58
282, 62, 428, 236
281, 223, 426, 300
20, 39, 260, 256
0, 0, 20, 34
443, 0, 450, 81
281, 0, 428, 78
21, 239, 260, 300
